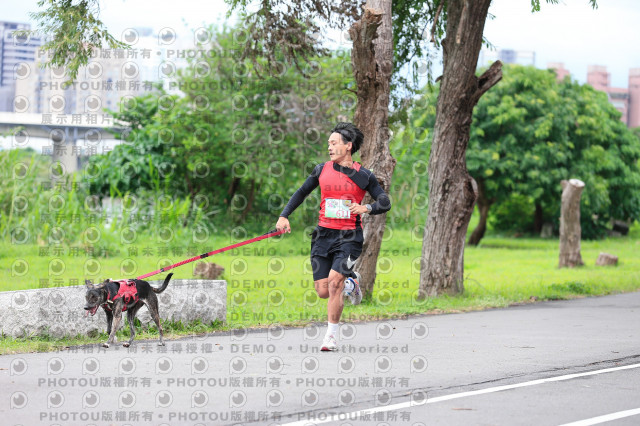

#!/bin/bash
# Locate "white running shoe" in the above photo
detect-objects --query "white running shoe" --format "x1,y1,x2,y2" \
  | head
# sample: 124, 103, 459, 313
345, 271, 363, 305
321, 334, 337, 351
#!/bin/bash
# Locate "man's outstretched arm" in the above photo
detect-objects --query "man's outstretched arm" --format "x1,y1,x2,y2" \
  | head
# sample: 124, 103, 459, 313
276, 163, 324, 232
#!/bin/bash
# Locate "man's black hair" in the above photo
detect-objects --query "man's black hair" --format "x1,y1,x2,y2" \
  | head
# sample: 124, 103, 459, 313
332, 122, 364, 155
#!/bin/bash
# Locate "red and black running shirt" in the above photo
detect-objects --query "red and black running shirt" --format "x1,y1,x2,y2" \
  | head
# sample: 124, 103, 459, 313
280, 161, 391, 230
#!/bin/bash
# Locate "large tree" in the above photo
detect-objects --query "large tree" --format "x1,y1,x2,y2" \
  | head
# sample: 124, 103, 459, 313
86, 25, 352, 227
418, 0, 502, 297
467, 64, 577, 244
468, 65, 640, 242
347, 2, 394, 299
409, 64, 640, 245
417, 0, 597, 298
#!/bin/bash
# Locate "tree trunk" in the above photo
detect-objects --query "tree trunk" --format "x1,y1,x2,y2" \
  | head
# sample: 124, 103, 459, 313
240, 180, 256, 223
559, 179, 585, 268
349, 0, 395, 300
419, 0, 502, 298
227, 177, 240, 202
534, 203, 543, 234
468, 179, 493, 246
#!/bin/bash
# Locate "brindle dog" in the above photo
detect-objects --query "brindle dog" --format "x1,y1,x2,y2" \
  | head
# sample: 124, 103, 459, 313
84, 273, 173, 348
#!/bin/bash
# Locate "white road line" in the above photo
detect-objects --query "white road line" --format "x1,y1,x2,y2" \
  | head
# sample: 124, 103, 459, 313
280, 363, 640, 426
558, 407, 640, 426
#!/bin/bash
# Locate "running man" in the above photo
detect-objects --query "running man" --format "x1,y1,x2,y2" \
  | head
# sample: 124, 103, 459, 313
276, 122, 391, 351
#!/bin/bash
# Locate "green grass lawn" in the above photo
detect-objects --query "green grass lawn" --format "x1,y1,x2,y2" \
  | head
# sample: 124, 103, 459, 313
1, 226, 639, 354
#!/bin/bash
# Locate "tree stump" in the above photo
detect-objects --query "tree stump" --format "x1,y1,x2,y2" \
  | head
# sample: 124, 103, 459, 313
596, 253, 618, 266
559, 179, 585, 268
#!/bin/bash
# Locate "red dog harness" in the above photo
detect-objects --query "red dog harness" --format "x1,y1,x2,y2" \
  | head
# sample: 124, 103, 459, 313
103, 279, 139, 311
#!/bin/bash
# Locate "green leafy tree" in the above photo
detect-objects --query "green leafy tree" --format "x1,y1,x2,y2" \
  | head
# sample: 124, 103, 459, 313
388, 92, 435, 229
87, 25, 353, 230
466, 65, 574, 243
409, 64, 640, 244
555, 78, 640, 238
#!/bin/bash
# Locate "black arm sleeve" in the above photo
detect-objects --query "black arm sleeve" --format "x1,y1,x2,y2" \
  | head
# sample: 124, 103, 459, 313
279, 163, 323, 218
364, 171, 391, 215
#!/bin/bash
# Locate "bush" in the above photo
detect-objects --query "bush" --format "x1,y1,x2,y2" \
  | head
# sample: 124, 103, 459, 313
489, 193, 535, 234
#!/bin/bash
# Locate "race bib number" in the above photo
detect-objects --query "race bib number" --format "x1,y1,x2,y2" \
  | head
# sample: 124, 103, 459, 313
325, 198, 351, 219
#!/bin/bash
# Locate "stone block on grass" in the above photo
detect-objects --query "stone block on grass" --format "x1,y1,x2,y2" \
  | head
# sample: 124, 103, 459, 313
0, 279, 226, 338
595, 253, 618, 266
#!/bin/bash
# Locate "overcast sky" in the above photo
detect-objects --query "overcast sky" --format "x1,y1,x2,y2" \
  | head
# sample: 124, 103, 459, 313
3, 0, 639, 88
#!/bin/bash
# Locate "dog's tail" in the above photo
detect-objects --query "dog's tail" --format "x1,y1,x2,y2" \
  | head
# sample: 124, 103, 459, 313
152, 273, 173, 293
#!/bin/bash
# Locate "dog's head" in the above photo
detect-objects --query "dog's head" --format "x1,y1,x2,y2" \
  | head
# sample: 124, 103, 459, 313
84, 279, 110, 316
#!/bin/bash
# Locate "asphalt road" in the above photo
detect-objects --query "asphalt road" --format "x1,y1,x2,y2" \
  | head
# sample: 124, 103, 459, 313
1, 292, 639, 426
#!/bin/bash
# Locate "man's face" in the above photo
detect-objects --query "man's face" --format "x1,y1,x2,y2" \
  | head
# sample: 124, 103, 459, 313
328, 132, 351, 161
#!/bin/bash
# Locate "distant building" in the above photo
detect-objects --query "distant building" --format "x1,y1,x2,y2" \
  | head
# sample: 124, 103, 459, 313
0, 84, 13, 112
479, 48, 536, 68
585, 65, 640, 128
630, 69, 640, 128
547, 62, 571, 81
12, 26, 193, 115
547, 63, 640, 128
0, 21, 43, 111
14, 50, 147, 115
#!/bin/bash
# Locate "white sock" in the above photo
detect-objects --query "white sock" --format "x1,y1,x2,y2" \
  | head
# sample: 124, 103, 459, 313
326, 322, 339, 337
343, 278, 355, 295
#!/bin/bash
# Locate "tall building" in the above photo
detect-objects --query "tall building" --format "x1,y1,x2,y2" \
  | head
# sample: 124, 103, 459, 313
0, 21, 43, 111
586, 65, 610, 91
586, 65, 640, 128
628, 68, 640, 128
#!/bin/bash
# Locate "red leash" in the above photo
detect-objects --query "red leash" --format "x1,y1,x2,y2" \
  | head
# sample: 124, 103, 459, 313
135, 229, 286, 280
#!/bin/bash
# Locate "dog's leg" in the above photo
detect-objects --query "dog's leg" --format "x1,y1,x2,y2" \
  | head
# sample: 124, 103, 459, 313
105, 309, 113, 336
124, 309, 135, 348
124, 303, 143, 347
145, 294, 165, 346
104, 304, 123, 348
104, 309, 118, 343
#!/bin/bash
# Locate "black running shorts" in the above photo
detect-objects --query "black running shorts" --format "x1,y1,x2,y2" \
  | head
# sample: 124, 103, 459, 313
310, 226, 363, 281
